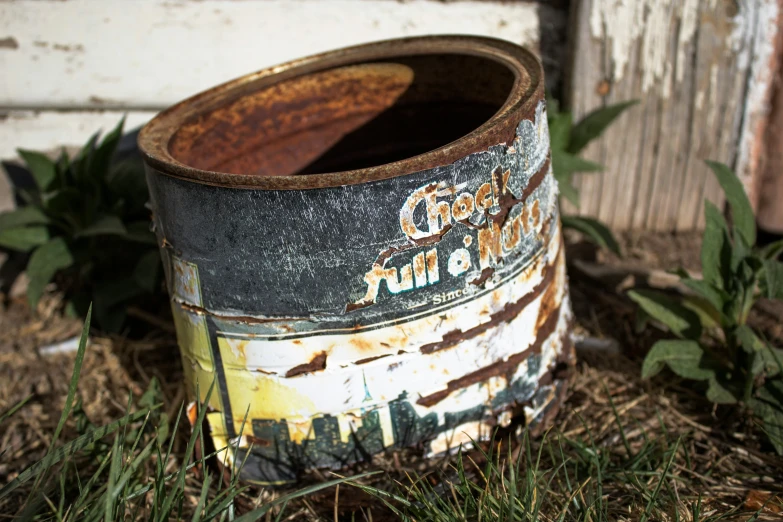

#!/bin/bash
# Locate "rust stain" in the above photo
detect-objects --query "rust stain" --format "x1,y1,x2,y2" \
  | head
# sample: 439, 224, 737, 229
420, 245, 559, 355
417, 298, 563, 407
535, 241, 563, 330
139, 36, 541, 191
0, 37, 19, 50
355, 354, 392, 365
285, 352, 327, 378
349, 336, 375, 352
531, 199, 541, 227
470, 267, 494, 286
177, 301, 304, 325
490, 157, 550, 228
596, 79, 611, 96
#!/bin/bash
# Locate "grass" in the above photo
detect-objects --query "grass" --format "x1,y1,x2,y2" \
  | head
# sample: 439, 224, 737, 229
0, 307, 365, 521
352, 394, 778, 521
1, 235, 782, 520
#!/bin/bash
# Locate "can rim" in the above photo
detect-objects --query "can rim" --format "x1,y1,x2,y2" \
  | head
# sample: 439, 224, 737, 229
137, 35, 543, 190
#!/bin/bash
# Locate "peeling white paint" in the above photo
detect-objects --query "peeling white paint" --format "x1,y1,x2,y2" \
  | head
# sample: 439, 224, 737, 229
0, 0, 541, 109
588, 0, 751, 95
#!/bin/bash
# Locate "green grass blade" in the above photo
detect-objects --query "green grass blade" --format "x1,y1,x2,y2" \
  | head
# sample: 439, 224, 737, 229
235, 472, 381, 522
0, 394, 33, 424
0, 407, 154, 500
104, 435, 122, 522
192, 470, 213, 522
640, 436, 680, 522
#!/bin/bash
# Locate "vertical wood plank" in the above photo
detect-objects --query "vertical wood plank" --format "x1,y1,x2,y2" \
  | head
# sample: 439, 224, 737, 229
566, 0, 775, 231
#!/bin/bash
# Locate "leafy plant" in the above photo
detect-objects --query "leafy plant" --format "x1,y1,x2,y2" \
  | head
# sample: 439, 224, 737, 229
0, 119, 160, 331
629, 160, 783, 454
547, 98, 638, 256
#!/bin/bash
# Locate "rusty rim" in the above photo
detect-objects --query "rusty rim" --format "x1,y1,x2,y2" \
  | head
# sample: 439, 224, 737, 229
137, 35, 543, 190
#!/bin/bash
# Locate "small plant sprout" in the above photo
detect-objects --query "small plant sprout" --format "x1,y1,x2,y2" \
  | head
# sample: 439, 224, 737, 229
629, 160, 783, 454
547, 97, 638, 256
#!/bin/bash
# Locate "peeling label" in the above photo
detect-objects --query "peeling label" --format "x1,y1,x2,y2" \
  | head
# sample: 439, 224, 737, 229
147, 99, 572, 484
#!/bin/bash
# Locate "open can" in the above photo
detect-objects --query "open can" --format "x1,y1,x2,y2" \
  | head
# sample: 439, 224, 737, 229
138, 36, 574, 485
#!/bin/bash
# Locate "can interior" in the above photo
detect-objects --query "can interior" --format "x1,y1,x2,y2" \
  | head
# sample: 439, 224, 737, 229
168, 54, 515, 177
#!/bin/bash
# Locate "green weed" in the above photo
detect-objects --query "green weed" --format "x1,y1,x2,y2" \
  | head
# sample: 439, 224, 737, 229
547, 98, 637, 256
629, 161, 783, 454
0, 120, 160, 331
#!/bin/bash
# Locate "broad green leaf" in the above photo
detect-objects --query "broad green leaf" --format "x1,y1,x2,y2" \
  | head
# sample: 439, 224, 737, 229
681, 277, 725, 316
17, 149, 57, 190
546, 95, 560, 116
53, 148, 70, 189
641, 339, 713, 380
750, 379, 783, 455
93, 278, 144, 310
730, 229, 752, 271
0, 207, 50, 230
761, 239, 783, 260
702, 200, 731, 289
567, 100, 638, 154
133, 250, 161, 293
628, 289, 702, 339
681, 295, 721, 329
27, 238, 75, 309
758, 346, 783, 378
705, 160, 756, 246
95, 304, 127, 334
558, 180, 581, 208
548, 111, 572, 153
735, 257, 762, 324
0, 226, 49, 252
561, 215, 621, 256
72, 132, 100, 182
90, 117, 125, 182
552, 150, 603, 177
75, 214, 127, 238
764, 259, 783, 300
41, 187, 83, 220
744, 329, 783, 377
106, 158, 149, 211
123, 220, 157, 244
736, 324, 765, 354
706, 377, 739, 404
736, 325, 772, 377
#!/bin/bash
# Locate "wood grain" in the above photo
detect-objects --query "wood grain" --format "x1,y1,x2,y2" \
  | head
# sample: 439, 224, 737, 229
566, 0, 778, 231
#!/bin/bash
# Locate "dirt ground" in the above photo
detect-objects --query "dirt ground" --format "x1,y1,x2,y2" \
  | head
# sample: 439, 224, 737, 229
1, 230, 782, 520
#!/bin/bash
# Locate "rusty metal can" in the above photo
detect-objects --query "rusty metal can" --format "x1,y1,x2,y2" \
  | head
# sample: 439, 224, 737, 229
138, 36, 574, 485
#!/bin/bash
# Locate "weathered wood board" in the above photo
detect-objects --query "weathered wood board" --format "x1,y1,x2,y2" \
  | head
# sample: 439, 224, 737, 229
0, 0, 562, 212
0, 0, 543, 110
566, 0, 780, 231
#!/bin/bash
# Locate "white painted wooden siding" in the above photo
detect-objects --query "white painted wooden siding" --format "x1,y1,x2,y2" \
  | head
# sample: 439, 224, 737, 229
0, 0, 542, 159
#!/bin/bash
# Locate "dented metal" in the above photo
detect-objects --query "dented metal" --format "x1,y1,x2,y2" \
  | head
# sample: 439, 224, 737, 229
138, 36, 573, 485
